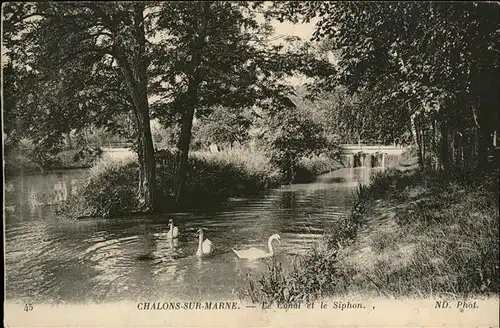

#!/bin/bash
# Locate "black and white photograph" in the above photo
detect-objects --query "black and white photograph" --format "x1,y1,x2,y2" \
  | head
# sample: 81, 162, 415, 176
3, 1, 499, 327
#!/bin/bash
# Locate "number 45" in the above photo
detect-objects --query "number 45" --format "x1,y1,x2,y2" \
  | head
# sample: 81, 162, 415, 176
24, 303, 33, 312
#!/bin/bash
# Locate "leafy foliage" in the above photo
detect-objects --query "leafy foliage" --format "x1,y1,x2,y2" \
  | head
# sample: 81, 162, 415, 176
58, 156, 140, 219
3, 2, 167, 210
259, 104, 327, 182
149, 2, 333, 124
194, 106, 253, 149
3, 3, 136, 160
269, 1, 500, 171
3, 1, 337, 207
60, 148, 283, 218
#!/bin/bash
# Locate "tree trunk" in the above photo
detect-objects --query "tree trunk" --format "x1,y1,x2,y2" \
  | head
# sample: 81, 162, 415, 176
136, 131, 144, 199
450, 129, 456, 169
472, 99, 491, 171
65, 131, 73, 149
421, 126, 427, 171
134, 3, 156, 212
174, 100, 196, 205
457, 131, 464, 169
411, 113, 424, 170
133, 101, 156, 212
113, 3, 158, 213
439, 121, 450, 172
477, 126, 490, 171
173, 3, 210, 205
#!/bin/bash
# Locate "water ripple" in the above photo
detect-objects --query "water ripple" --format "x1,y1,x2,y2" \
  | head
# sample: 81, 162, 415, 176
5, 167, 381, 303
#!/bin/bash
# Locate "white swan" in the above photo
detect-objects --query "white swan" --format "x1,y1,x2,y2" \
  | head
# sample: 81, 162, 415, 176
232, 234, 281, 260
196, 228, 213, 257
166, 219, 179, 239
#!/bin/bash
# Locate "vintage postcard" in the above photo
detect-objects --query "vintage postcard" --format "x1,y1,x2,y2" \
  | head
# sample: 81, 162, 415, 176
3, 1, 499, 327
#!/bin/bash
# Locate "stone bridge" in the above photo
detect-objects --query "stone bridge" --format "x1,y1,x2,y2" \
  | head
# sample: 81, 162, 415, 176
340, 144, 409, 168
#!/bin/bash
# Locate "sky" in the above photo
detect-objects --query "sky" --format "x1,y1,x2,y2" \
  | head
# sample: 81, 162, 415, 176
273, 20, 316, 41
270, 19, 319, 86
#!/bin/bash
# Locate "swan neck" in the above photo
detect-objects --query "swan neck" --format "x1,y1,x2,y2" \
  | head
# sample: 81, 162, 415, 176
198, 233, 203, 250
268, 237, 275, 256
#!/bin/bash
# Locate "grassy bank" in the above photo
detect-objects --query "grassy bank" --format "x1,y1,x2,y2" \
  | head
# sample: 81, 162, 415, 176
246, 166, 499, 304
60, 148, 342, 219
60, 148, 283, 218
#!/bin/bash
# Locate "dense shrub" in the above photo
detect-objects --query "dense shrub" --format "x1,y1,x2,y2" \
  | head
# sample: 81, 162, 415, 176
245, 210, 361, 304
260, 108, 328, 183
55, 147, 103, 169
58, 156, 139, 219
4, 150, 42, 176
247, 251, 348, 306
399, 147, 419, 167
61, 148, 283, 218
155, 148, 283, 210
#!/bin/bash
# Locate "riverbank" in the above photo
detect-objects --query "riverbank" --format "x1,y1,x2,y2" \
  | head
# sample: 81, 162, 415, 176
246, 165, 499, 303
59, 148, 342, 219
4, 147, 103, 177
295, 154, 345, 183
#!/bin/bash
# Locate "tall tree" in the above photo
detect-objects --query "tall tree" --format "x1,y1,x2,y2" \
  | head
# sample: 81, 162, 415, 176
259, 103, 327, 182
149, 2, 331, 204
2, 60, 26, 154
3, 2, 159, 211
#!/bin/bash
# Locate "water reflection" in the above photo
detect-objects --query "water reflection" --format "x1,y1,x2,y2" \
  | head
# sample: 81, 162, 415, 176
5, 167, 384, 303
4, 170, 87, 223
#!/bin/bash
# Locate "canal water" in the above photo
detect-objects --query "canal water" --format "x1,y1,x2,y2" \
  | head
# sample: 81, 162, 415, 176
4, 166, 382, 304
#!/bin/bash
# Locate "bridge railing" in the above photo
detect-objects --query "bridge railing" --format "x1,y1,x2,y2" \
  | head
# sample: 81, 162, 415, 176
340, 144, 408, 155
87, 142, 134, 149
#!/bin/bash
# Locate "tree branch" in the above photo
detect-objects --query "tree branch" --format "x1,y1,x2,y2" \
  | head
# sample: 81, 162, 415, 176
85, 3, 117, 34
58, 47, 113, 66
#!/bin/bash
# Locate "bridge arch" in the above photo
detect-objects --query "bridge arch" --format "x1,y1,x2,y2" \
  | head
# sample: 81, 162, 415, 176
340, 144, 407, 168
